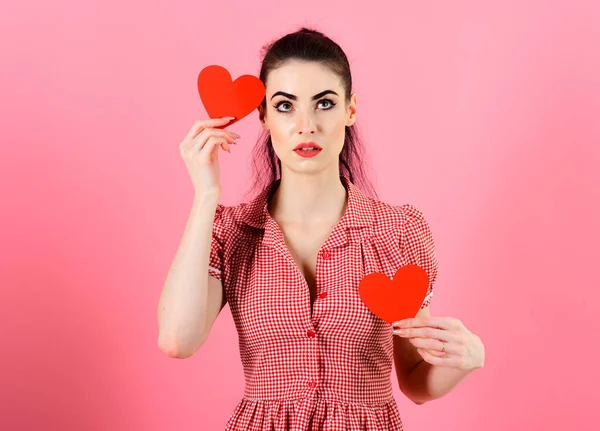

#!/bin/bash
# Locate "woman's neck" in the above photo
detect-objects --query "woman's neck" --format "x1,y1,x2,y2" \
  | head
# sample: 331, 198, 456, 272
268, 171, 348, 227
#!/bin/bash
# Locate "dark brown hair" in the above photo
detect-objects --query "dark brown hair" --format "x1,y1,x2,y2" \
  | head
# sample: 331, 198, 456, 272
243, 26, 379, 201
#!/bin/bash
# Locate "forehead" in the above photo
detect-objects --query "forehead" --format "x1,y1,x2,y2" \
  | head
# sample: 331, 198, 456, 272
266, 60, 343, 96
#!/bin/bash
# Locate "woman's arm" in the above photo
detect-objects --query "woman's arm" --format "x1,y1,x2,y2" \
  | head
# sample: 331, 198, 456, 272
157, 192, 222, 358
393, 306, 484, 404
400, 354, 476, 404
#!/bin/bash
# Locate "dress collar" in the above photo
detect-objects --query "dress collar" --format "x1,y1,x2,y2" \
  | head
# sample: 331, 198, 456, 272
239, 175, 375, 248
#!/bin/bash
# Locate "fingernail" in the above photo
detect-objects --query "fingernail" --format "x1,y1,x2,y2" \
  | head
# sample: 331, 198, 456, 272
394, 329, 407, 336
223, 116, 236, 120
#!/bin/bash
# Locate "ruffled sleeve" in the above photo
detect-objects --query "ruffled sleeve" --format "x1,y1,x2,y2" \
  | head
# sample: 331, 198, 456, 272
400, 204, 439, 308
208, 203, 227, 281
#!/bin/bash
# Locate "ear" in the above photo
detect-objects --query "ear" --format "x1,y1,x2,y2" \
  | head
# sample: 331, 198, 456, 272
258, 105, 269, 130
345, 93, 357, 127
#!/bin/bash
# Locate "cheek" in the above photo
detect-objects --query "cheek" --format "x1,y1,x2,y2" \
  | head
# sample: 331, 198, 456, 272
332, 118, 347, 139
269, 116, 294, 137
268, 121, 291, 153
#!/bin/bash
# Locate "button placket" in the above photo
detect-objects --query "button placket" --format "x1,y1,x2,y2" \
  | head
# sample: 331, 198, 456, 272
306, 312, 319, 389
312, 250, 330, 319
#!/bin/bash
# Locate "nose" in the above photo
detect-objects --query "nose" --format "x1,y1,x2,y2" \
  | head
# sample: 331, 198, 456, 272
296, 110, 316, 136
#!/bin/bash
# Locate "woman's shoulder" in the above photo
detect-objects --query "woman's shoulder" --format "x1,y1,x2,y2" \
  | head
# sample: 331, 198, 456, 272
370, 198, 429, 232
213, 200, 263, 236
214, 201, 245, 228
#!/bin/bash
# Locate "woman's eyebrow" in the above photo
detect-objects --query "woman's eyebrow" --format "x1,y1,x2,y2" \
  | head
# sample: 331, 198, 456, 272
270, 90, 339, 101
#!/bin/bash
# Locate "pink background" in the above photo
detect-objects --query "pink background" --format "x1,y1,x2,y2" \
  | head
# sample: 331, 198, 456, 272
1, 0, 598, 430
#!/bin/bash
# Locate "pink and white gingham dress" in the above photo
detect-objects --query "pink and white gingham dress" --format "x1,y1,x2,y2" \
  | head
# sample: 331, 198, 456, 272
209, 175, 438, 431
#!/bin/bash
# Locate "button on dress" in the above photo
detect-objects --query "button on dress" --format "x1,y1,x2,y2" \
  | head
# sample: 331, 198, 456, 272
208, 175, 439, 431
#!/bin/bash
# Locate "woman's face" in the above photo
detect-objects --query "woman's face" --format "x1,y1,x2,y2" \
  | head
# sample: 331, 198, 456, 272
260, 60, 357, 175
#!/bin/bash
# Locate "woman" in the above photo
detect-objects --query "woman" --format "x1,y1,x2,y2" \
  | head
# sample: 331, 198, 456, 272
159, 27, 485, 430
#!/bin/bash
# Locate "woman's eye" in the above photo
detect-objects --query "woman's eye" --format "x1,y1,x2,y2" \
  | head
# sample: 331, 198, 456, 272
318, 99, 334, 109
275, 101, 292, 112
274, 99, 336, 113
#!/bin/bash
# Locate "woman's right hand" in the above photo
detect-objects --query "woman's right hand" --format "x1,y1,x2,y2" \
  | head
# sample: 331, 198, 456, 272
179, 117, 240, 197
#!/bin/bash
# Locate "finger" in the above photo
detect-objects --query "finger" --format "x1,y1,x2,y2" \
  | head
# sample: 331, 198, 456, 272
197, 127, 240, 142
417, 348, 456, 367
200, 136, 231, 154
419, 348, 447, 357
184, 117, 236, 141
393, 327, 451, 341
191, 128, 237, 152
409, 337, 457, 355
191, 126, 239, 148
393, 316, 453, 330
212, 117, 238, 130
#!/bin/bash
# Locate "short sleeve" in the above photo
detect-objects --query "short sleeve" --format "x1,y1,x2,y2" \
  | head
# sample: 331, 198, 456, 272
400, 204, 439, 308
208, 203, 227, 281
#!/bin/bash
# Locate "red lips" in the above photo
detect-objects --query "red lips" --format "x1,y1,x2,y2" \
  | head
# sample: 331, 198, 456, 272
294, 142, 322, 150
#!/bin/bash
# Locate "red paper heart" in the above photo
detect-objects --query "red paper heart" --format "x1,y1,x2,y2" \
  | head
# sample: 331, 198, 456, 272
358, 264, 429, 325
197, 65, 266, 128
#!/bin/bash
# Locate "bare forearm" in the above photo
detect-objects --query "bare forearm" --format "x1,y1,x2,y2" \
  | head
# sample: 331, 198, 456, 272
157, 193, 220, 356
404, 360, 477, 404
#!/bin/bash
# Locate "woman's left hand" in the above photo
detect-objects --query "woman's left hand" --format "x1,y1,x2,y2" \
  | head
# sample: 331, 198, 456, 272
392, 316, 485, 371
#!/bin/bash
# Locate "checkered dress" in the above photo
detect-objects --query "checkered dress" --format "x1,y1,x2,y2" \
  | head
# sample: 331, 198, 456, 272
209, 175, 438, 431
